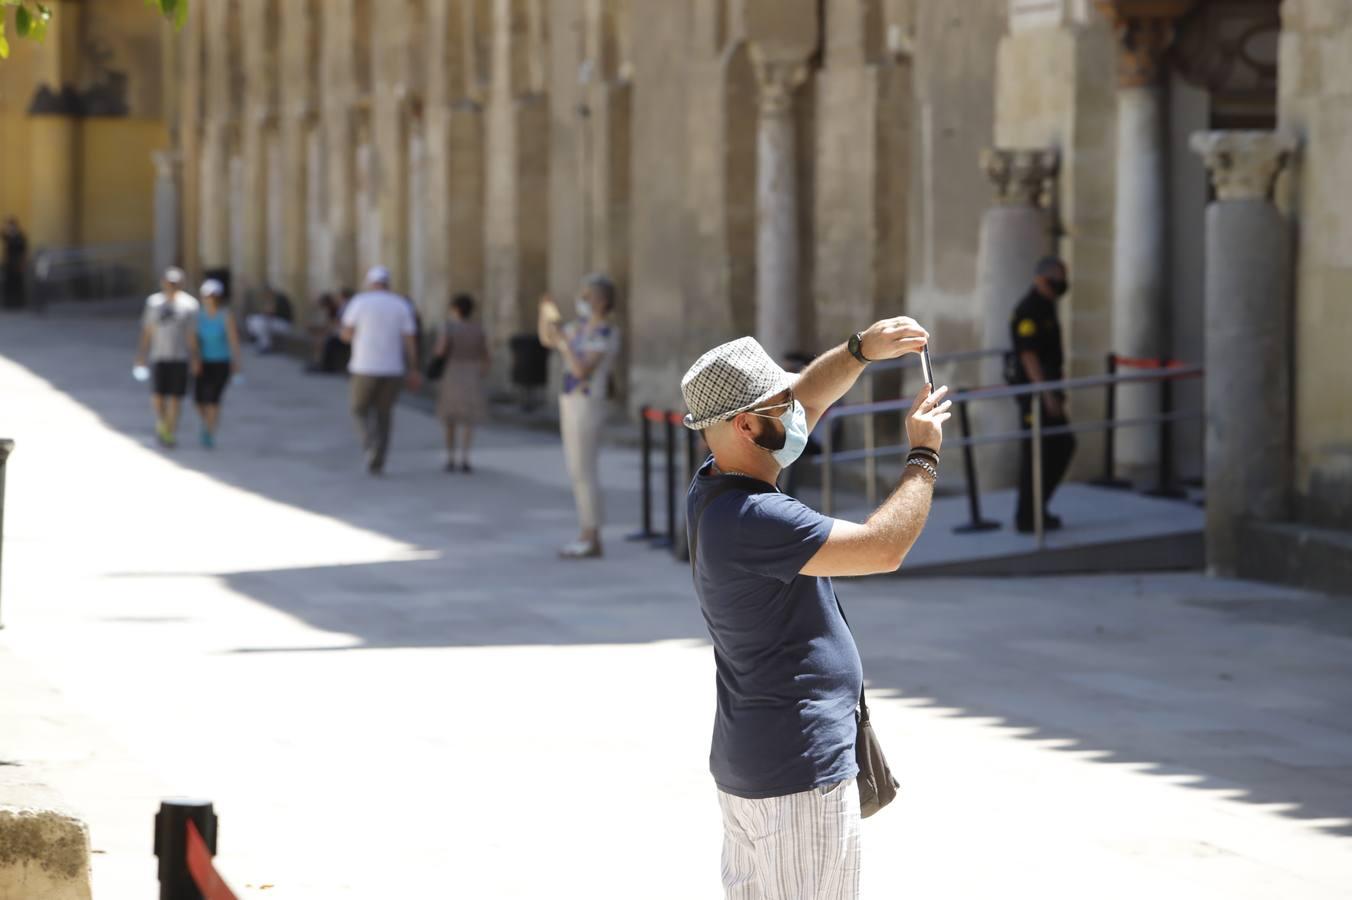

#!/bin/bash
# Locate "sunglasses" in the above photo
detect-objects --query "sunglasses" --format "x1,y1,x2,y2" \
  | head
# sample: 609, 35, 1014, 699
745, 389, 797, 419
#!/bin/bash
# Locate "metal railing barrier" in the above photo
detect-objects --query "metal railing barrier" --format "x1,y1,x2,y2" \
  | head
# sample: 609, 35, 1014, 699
815, 362, 1204, 547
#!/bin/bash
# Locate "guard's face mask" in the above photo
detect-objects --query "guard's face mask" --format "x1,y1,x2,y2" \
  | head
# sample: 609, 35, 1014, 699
1047, 277, 1070, 297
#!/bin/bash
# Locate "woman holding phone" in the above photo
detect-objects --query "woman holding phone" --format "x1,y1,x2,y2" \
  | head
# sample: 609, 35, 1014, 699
538, 274, 622, 559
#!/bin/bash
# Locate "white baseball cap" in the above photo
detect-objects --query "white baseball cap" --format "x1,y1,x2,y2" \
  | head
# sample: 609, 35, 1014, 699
163, 266, 185, 284
200, 279, 225, 297
681, 337, 798, 431
365, 265, 391, 286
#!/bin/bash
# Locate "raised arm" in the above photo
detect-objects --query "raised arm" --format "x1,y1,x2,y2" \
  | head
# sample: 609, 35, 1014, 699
801, 383, 951, 576
796, 317, 928, 431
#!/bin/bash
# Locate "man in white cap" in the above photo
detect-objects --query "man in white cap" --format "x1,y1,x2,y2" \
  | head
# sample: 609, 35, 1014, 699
134, 266, 201, 447
340, 265, 422, 474
681, 320, 952, 899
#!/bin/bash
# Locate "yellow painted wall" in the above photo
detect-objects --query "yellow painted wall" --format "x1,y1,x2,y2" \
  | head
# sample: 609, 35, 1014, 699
0, 0, 168, 251
0, 38, 41, 238
80, 119, 169, 245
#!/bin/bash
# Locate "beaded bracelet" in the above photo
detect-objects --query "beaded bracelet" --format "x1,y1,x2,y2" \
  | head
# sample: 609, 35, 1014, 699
908, 446, 940, 464
906, 457, 938, 480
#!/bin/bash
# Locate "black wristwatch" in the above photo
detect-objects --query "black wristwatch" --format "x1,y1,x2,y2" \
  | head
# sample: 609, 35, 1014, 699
848, 332, 873, 365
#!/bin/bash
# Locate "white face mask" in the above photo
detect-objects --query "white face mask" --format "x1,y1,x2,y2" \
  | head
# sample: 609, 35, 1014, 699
576, 297, 593, 320
750, 399, 809, 469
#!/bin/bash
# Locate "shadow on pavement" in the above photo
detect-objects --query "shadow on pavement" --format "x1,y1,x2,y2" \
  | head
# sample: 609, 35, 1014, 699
6, 307, 1352, 841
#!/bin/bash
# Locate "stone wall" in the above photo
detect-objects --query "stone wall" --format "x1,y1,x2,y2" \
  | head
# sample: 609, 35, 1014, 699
906, 0, 1004, 358
1278, 0, 1352, 529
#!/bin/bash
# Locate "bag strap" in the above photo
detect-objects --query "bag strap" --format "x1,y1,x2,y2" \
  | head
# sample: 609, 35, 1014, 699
687, 469, 873, 721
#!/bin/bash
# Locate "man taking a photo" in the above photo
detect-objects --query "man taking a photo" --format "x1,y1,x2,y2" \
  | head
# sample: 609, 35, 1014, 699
681, 319, 950, 899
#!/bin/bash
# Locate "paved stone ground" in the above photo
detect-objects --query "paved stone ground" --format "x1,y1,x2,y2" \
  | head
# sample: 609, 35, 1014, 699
2, 307, 1352, 899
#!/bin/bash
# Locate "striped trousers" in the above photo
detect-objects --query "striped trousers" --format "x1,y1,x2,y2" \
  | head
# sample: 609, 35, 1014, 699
717, 778, 861, 900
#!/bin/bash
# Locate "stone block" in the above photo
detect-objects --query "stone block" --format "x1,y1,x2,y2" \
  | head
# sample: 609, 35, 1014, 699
741, 0, 819, 60
0, 804, 92, 900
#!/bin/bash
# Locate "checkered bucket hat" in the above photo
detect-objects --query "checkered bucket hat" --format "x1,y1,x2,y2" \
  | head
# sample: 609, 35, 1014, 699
681, 337, 798, 431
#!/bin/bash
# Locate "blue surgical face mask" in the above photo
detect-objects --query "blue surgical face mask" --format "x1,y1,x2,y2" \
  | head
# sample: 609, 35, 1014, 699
752, 400, 809, 469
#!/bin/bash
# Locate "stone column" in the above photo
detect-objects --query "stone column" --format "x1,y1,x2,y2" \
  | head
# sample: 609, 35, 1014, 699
152, 151, 182, 277
750, 50, 810, 363
971, 147, 1059, 487
1191, 131, 1297, 576
1095, 0, 1193, 477
976, 148, 1059, 380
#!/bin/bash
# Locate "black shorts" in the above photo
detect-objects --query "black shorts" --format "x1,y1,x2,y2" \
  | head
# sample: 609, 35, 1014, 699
152, 361, 189, 397
194, 361, 232, 405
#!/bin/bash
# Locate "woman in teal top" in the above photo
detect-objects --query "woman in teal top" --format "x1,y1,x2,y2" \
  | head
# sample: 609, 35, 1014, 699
194, 279, 242, 448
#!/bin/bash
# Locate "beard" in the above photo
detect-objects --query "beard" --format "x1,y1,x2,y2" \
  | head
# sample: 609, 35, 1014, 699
751, 418, 786, 453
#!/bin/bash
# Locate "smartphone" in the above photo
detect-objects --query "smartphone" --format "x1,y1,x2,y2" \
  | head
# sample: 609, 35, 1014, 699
920, 344, 934, 389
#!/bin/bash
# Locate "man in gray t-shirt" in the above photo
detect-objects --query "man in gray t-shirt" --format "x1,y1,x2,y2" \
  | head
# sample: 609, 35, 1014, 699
135, 267, 201, 448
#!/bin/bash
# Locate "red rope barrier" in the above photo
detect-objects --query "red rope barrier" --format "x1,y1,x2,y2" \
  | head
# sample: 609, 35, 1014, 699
186, 820, 239, 900
1112, 354, 1188, 370
642, 407, 666, 423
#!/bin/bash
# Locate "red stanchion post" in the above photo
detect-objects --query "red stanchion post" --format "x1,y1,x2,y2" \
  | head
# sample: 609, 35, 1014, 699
1090, 353, 1131, 489
627, 406, 656, 541
651, 412, 676, 549
952, 393, 1000, 534
155, 798, 220, 900
1146, 366, 1186, 498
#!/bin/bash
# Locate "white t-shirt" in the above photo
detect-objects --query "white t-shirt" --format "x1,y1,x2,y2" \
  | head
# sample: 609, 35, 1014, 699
342, 290, 417, 376
142, 291, 200, 362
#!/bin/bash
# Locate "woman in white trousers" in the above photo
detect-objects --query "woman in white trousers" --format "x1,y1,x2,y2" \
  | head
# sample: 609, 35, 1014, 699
539, 274, 621, 559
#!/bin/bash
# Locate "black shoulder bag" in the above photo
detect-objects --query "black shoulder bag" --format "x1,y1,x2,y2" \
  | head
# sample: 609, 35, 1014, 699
689, 477, 900, 819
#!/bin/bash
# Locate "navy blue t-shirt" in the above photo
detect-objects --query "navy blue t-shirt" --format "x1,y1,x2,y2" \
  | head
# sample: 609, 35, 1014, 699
687, 458, 862, 799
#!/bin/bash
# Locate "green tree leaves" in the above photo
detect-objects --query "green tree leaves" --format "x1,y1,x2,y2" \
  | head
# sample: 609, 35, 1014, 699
0, 0, 182, 60
146, 0, 189, 31
0, 2, 50, 58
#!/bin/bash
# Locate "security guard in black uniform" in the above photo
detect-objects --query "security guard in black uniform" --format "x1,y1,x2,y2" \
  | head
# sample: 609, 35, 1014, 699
1009, 256, 1076, 532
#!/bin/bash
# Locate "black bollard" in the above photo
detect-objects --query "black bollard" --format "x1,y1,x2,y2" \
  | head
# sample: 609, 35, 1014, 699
952, 395, 1000, 534
653, 414, 677, 549
1146, 370, 1186, 498
0, 439, 12, 629
627, 407, 656, 541
1090, 354, 1131, 489
154, 798, 218, 900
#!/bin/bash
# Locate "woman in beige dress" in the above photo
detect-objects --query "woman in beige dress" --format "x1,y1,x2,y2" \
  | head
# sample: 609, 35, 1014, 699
434, 293, 491, 472
538, 274, 621, 559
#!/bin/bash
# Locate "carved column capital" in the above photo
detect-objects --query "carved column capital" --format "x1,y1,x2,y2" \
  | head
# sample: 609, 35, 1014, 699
1093, 0, 1196, 87
981, 147, 1060, 207
1190, 130, 1298, 202
748, 46, 810, 116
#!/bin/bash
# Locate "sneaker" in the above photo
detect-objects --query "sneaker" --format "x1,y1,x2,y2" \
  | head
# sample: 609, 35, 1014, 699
461, 462, 472, 474
444, 459, 458, 473
200, 428, 215, 449
558, 540, 602, 559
